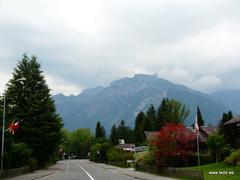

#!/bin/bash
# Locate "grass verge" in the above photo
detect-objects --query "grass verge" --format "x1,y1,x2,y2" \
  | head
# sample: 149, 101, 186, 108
187, 162, 240, 180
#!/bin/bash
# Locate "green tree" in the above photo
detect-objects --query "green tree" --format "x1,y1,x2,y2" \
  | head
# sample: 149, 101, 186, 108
157, 98, 189, 125
59, 128, 71, 153
117, 120, 128, 140
228, 111, 233, 120
110, 124, 118, 145
5, 54, 63, 168
156, 98, 168, 130
69, 128, 94, 158
134, 111, 146, 145
206, 133, 224, 163
218, 111, 235, 148
143, 104, 156, 131
95, 121, 105, 139
197, 106, 204, 126
115, 120, 134, 143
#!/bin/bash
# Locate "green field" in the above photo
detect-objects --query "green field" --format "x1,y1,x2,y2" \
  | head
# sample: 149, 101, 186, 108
187, 162, 240, 180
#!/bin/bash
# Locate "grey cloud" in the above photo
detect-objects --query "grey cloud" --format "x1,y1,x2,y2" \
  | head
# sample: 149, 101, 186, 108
0, 0, 240, 95
103, 1, 227, 46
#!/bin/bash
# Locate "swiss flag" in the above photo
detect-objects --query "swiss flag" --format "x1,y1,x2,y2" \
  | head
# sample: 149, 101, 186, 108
7, 121, 20, 135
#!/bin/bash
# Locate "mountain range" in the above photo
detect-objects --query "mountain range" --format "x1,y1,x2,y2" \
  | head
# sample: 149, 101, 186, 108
211, 89, 240, 114
53, 74, 234, 132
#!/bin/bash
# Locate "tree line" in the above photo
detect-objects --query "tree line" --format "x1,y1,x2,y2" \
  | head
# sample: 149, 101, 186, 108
95, 98, 191, 146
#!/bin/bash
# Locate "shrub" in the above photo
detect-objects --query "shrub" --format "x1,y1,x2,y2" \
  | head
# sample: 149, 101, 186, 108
10, 143, 32, 168
187, 154, 215, 167
107, 161, 127, 168
90, 143, 101, 161
106, 148, 123, 162
224, 149, 240, 166
134, 151, 154, 166
28, 158, 37, 172
106, 148, 134, 167
123, 152, 133, 162
100, 142, 112, 162
90, 142, 112, 162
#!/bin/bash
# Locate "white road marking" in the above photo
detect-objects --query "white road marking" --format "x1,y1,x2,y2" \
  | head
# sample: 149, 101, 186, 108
66, 160, 69, 175
75, 162, 95, 180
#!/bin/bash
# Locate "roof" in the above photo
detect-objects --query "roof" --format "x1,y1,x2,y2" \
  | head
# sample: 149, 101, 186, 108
200, 126, 218, 136
144, 131, 158, 141
145, 126, 218, 143
186, 127, 208, 143
135, 146, 149, 152
115, 143, 135, 150
224, 116, 240, 125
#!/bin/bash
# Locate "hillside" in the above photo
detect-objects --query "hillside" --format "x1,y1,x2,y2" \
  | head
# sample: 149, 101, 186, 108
211, 89, 240, 114
54, 74, 229, 132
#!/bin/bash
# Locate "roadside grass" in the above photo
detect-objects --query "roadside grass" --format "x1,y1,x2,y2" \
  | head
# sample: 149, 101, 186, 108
187, 162, 240, 180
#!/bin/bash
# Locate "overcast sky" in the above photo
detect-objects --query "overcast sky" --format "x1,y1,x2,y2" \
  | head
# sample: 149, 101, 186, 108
0, 0, 240, 95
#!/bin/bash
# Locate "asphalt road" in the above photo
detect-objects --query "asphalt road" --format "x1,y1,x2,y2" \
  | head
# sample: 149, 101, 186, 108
8, 160, 177, 180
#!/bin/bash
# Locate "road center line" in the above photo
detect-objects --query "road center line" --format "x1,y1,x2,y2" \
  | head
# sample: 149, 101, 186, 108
75, 162, 95, 180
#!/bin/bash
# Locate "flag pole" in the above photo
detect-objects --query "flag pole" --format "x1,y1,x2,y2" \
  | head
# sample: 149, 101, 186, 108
194, 114, 200, 166
196, 130, 200, 166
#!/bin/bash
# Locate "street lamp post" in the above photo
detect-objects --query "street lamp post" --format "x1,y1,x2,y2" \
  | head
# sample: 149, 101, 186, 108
1, 77, 26, 172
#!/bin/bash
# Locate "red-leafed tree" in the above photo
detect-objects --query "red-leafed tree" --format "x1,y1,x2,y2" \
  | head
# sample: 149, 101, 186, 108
151, 123, 195, 168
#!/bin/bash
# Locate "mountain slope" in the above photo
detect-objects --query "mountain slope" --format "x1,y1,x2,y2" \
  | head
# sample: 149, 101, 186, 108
54, 74, 228, 132
211, 89, 240, 114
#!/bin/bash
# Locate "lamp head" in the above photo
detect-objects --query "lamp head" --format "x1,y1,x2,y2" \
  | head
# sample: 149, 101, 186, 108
15, 77, 26, 82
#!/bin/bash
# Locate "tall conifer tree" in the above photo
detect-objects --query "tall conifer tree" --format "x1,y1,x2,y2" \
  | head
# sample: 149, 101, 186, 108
219, 111, 235, 147
156, 98, 168, 130
117, 120, 127, 139
134, 111, 145, 144
6, 54, 63, 167
197, 106, 204, 126
95, 121, 105, 139
143, 104, 156, 131
110, 124, 118, 145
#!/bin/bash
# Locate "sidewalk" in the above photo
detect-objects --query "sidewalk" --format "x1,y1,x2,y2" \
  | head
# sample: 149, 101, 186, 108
5, 162, 63, 180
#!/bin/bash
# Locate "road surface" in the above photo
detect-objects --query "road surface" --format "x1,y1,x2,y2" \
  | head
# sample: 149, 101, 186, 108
8, 159, 177, 180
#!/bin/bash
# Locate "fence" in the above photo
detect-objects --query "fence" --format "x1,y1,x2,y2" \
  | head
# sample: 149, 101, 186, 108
0, 167, 31, 178
164, 167, 204, 180
136, 164, 204, 180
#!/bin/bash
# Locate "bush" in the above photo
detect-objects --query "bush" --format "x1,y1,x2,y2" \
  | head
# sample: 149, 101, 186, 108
123, 152, 133, 162
10, 143, 32, 168
100, 142, 112, 162
28, 158, 37, 172
106, 148, 123, 162
224, 149, 240, 166
90, 142, 112, 162
107, 161, 127, 168
48, 155, 58, 166
90, 143, 101, 161
134, 151, 154, 166
106, 148, 134, 167
221, 144, 234, 159
187, 154, 215, 167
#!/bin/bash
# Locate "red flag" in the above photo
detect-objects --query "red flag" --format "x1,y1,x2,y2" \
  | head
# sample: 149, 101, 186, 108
7, 121, 20, 135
